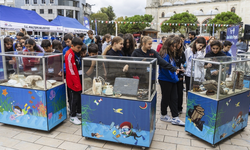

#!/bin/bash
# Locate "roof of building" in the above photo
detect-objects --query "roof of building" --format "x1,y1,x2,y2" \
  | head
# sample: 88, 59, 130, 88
186, 0, 198, 4
192, 10, 204, 16
173, 1, 185, 5
206, 9, 220, 15
162, 2, 173, 6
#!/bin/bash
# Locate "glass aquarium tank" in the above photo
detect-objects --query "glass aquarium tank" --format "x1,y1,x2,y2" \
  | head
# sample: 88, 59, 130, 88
190, 56, 249, 100
0, 51, 64, 90
82, 55, 157, 101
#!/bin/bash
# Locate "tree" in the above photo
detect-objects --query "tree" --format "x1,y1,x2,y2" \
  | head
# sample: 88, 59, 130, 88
208, 11, 242, 33
119, 14, 154, 34
90, 12, 109, 35
100, 6, 116, 35
161, 12, 198, 33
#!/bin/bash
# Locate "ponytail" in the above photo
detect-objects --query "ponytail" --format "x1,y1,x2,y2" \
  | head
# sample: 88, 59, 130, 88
139, 36, 152, 49
102, 36, 123, 55
101, 34, 111, 43
102, 45, 112, 55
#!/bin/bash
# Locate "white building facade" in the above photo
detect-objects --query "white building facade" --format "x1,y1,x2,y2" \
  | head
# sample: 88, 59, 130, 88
146, 0, 250, 35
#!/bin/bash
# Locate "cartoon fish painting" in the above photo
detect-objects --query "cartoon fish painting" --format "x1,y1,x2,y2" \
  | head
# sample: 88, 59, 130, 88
94, 100, 99, 106
188, 118, 192, 123
112, 130, 116, 135
226, 99, 231, 106
49, 90, 56, 100
31, 96, 35, 99
113, 108, 123, 114
235, 102, 240, 107
116, 134, 121, 138
28, 91, 32, 94
110, 122, 115, 130
232, 123, 236, 129
98, 98, 103, 103
91, 133, 103, 138
29, 100, 33, 104
220, 133, 227, 139
32, 105, 36, 109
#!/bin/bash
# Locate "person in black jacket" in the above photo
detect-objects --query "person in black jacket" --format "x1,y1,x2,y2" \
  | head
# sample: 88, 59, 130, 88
174, 36, 186, 114
132, 36, 177, 73
122, 33, 134, 56
94, 35, 102, 55
204, 40, 226, 81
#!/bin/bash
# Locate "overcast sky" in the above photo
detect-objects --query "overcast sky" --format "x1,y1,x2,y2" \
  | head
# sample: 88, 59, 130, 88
88, 0, 146, 18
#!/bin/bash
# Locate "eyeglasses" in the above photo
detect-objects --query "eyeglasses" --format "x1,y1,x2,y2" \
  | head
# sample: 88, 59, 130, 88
121, 128, 130, 132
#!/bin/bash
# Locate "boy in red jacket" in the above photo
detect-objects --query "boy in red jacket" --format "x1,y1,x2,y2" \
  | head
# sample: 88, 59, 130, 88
156, 36, 167, 52
65, 37, 83, 125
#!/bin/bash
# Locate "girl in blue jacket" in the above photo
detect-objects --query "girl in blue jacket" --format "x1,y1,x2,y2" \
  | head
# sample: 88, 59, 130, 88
158, 37, 185, 126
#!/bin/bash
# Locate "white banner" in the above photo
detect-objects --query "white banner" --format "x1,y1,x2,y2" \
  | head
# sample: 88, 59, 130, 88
0, 20, 63, 32
64, 27, 88, 33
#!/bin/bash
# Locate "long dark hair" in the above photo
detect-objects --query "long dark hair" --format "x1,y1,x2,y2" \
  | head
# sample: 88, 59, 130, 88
210, 40, 222, 52
95, 35, 101, 44
122, 33, 134, 56
173, 36, 183, 57
192, 37, 207, 54
25, 39, 40, 52
4, 37, 14, 52
52, 40, 63, 52
159, 38, 178, 60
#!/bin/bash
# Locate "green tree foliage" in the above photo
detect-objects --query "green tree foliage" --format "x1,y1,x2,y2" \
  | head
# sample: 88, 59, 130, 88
208, 11, 242, 33
100, 6, 116, 35
161, 12, 198, 33
90, 12, 109, 35
119, 14, 154, 34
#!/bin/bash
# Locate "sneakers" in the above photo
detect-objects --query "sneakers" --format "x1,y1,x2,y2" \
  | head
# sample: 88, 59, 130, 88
160, 115, 172, 122
70, 117, 81, 125
171, 117, 185, 126
76, 113, 81, 118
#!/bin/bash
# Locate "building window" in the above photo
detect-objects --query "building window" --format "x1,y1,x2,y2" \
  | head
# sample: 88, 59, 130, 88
75, 11, 79, 20
50, 0, 54, 3
40, 9, 44, 14
173, 11, 176, 14
48, 19, 53, 22
73, 1, 79, 7
161, 12, 165, 17
200, 9, 203, 12
215, 8, 218, 11
66, 10, 73, 18
48, 9, 53, 14
186, 10, 189, 13
32, 9, 36, 11
41, 0, 45, 4
33, 0, 37, 4
25, 0, 29, 4
57, 9, 64, 16
231, 7, 235, 13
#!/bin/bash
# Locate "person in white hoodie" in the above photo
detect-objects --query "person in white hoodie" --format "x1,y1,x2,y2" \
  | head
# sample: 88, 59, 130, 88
184, 37, 207, 97
102, 34, 112, 53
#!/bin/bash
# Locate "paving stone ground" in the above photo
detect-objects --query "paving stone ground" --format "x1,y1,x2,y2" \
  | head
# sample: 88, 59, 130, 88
0, 43, 250, 150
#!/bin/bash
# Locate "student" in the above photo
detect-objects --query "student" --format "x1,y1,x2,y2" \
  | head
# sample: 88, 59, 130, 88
204, 40, 226, 81
79, 33, 85, 43
41, 40, 60, 53
174, 36, 186, 114
185, 37, 206, 96
222, 41, 232, 76
158, 37, 185, 126
132, 36, 177, 73
94, 35, 102, 55
122, 33, 134, 56
84, 44, 99, 78
20, 36, 30, 50
103, 36, 124, 56
20, 28, 28, 36
102, 34, 112, 53
205, 37, 215, 54
14, 42, 24, 71
23, 39, 44, 74
84, 30, 95, 46
236, 37, 248, 53
80, 44, 88, 58
179, 34, 186, 51
65, 37, 83, 125
156, 36, 167, 52
188, 32, 197, 48
52, 40, 63, 53
63, 34, 73, 56
15, 42, 23, 52
4, 37, 15, 74
13, 32, 24, 51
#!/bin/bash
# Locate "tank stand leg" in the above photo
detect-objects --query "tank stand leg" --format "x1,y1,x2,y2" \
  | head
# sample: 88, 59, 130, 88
85, 137, 89, 139
142, 147, 146, 150
211, 144, 216, 148
242, 128, 245, 131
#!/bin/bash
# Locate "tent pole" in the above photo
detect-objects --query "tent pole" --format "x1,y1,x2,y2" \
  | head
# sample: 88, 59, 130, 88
115, 22, 117, 37
0, 28, 1, 37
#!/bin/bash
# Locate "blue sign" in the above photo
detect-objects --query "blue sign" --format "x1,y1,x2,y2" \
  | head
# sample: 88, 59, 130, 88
226, 25, 239, 57
83, 17, 90, 29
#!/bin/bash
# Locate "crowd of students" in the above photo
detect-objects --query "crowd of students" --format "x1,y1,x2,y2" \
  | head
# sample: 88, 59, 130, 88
3, 29, 237, 126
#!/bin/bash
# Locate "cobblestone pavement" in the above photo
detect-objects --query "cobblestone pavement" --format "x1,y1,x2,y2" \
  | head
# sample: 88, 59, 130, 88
0, 43, 250, 150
